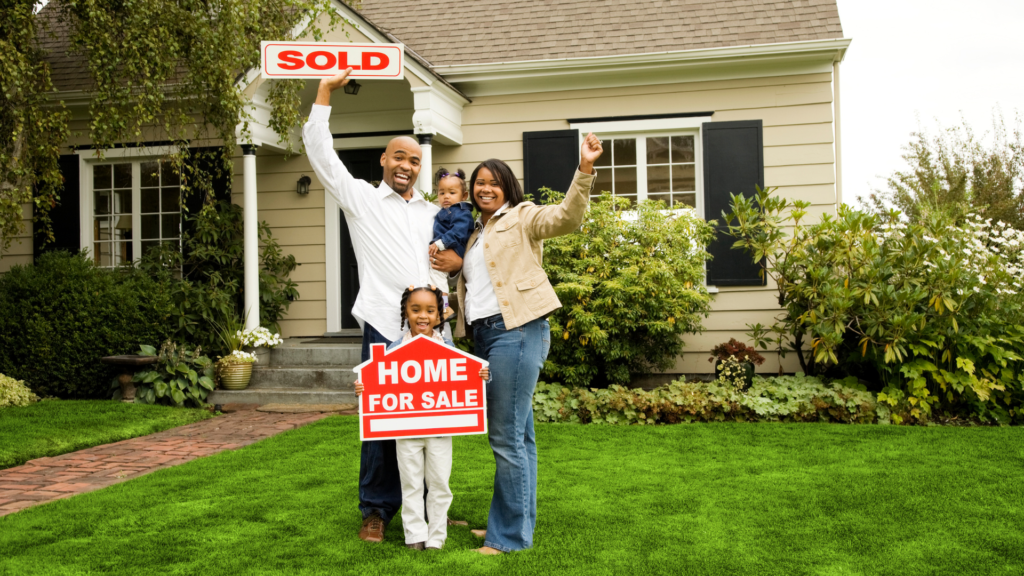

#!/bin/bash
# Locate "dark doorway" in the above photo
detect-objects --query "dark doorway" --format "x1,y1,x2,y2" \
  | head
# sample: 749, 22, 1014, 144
336, 148, 385, 329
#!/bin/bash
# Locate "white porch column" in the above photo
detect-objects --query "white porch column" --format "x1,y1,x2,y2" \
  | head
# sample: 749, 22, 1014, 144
417, 134, 433, 195
242, 144, 260, 331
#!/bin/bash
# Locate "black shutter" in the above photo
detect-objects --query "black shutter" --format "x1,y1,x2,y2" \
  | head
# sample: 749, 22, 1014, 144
702, 120, 765, 286
522, 129, 579, 202
34, 154, 81, 260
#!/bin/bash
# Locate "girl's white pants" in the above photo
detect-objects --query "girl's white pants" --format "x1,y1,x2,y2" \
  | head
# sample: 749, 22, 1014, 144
395, 436, 453, 548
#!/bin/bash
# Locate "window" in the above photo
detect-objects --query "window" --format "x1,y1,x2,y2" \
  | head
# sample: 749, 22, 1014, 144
91, 160, 180, 267
591, 133, 699, 210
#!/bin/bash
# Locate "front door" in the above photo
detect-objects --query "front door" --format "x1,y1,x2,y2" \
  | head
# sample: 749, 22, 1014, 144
336, 148, 385, 329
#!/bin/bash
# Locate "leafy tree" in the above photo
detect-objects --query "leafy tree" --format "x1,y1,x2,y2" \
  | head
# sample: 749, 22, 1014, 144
860, 112, 1024, 228
1, 0, 346, 249
540, 191, 714, 388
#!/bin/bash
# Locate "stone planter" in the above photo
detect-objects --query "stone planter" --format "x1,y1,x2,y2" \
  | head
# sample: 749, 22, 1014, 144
244, 346, 270, 365
219, 362, 254, 390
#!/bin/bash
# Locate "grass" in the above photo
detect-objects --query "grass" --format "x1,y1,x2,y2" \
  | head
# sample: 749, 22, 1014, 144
0, 400, 214, 469
1, 417, 1022, 575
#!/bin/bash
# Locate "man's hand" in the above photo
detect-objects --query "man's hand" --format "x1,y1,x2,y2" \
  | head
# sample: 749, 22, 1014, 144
314, 68, 354, 106
432, 249, 463, 274
579, 132, 603, 175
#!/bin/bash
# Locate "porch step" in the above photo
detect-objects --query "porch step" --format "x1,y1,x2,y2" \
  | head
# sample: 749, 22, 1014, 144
269, 342, 362, 366
249, 365, 357, 390
208, 388, 357, 406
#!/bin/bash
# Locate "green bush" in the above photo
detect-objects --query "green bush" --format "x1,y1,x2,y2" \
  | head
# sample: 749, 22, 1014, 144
533, 374, 885, 425
137, 200, 299, 355
0, 373, 39, 408
0, 251, 174, 399
131, 342, 215, 407
539, 191, 715, 387
724, 187, 1024, 424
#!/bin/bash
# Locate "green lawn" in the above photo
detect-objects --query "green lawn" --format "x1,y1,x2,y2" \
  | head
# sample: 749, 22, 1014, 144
0, 400, 214, 469
1, 417, 1022, 575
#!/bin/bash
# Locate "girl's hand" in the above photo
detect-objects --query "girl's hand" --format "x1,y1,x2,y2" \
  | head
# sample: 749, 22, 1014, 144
480, 367, 490, 381
579, 132, 603, 175
428, 243, 439, 257
354, 380, 363, 396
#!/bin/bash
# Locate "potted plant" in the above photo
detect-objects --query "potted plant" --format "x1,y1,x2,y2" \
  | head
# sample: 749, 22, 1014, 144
214, 315, 258, 390
241, 326, 284, 365
709, 339, 765, 389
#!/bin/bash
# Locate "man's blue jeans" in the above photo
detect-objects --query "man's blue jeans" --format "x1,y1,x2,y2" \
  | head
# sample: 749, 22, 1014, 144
472, 315, 551, 552
358, 323, 402, 524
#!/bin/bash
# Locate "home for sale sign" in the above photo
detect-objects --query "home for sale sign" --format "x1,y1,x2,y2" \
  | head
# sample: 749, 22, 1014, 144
260, 41, 404, 80
354, 336, 488, 441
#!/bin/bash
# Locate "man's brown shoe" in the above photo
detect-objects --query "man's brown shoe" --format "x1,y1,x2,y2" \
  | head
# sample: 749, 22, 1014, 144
406, 542, 425, 550
359, 512, 385, 543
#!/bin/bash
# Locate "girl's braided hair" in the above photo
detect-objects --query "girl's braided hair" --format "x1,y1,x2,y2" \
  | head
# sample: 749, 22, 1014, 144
399, 284, 446, 334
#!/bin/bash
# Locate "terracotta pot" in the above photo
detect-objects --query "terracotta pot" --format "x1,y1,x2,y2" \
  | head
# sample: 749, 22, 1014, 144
219, 362, 253, 390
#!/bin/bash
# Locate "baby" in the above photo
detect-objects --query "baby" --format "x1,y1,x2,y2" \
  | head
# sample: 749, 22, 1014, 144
428, 168, 475, 323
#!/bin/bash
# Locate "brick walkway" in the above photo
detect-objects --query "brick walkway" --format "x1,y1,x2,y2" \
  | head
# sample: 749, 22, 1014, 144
0, 406, 344, 517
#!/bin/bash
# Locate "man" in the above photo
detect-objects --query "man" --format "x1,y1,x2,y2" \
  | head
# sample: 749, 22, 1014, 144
303, 69, 463, 543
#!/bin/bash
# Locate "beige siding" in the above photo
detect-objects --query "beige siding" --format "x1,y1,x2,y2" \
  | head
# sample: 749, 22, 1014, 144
435, 71, 838, 374
0, 203, 33, 273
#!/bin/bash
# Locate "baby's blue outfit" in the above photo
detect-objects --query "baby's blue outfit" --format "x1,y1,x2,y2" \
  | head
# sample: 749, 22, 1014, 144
431, 202, 475, 258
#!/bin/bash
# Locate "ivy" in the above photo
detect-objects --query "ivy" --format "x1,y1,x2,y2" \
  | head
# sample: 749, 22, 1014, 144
1, 0, 350, 249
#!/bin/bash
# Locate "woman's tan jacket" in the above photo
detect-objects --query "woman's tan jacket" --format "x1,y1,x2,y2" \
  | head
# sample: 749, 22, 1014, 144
453, 169, 596, 338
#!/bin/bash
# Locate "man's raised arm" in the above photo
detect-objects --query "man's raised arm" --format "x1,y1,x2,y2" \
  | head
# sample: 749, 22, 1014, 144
302, 69, 366, 218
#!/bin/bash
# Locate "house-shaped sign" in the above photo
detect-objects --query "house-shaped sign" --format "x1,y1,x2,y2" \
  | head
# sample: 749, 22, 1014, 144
354, 336, 488, 441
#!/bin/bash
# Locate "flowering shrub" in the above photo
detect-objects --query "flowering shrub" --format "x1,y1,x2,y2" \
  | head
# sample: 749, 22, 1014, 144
241, 327, 283, 349
715, 356, 755, 390
724, 187, 1024, 424
0, 374, 40, 408
533, 374, 883, 425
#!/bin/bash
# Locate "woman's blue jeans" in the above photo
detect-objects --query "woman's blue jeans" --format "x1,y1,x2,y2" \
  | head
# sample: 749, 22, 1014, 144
472, 315, 550, 552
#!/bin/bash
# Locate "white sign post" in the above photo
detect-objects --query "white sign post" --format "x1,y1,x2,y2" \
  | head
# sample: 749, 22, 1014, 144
261, 41, 404, 80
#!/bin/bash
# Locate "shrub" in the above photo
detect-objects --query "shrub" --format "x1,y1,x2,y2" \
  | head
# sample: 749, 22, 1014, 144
533, 374, 884, 425
137, 200, 299, 355
724, 187, 1024, 424
539, 191, 715, 387
0, 373, 39, 408
131, 342, 215, 407
0, 251, 174, 399
709, 338, 766, 367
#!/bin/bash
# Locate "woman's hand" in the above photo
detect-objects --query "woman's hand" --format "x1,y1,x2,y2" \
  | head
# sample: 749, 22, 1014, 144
579, 132, 603, 175
480, 367, 490, 381
431, 249, 463, 273
354, 380, 363, 396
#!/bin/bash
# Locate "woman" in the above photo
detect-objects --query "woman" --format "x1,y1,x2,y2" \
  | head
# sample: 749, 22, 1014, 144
445, 133, 603, 554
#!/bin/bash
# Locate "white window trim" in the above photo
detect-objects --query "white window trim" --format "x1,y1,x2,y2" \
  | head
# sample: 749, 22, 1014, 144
77, 146, 179, 263
569, 117, 718, 292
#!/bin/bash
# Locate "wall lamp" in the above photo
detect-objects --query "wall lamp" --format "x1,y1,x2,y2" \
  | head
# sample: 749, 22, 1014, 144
296, 175, 311, 195
344, 80, 362, 96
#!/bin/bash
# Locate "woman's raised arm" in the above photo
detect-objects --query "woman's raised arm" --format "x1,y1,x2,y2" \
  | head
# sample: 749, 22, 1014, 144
524, 133, 604, 240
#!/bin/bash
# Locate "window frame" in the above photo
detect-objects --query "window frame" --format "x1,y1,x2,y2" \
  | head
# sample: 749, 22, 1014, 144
570, 116, 710, 219
77, 146, 181, 267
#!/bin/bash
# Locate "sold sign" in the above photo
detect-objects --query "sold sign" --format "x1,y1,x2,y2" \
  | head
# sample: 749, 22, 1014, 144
261, 41, 404, 80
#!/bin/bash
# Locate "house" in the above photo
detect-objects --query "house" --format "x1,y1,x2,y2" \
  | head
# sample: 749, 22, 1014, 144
1, 0, 849, 375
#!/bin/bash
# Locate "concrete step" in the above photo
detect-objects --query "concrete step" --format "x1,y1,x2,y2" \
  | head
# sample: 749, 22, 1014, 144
208, 388, 357, 405
249, 365, 357, 390
269, 342, 362, 367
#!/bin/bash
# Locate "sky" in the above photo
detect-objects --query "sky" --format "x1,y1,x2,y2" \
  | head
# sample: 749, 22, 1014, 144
836, 0, 1024, 205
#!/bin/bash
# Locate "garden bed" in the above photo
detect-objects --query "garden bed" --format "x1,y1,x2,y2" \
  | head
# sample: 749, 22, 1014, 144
0, 400, 213, 469
1, 417, 1021, 575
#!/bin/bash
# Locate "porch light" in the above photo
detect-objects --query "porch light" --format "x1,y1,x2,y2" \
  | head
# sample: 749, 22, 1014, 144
344, 80, 361, 96
296, 175, 311, 195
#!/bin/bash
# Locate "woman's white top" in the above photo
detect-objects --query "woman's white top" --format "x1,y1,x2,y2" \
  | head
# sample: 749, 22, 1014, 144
463, 203, 509, 324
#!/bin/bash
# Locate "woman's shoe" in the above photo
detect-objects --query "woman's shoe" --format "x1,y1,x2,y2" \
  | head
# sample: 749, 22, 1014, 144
470, 529, 486, 538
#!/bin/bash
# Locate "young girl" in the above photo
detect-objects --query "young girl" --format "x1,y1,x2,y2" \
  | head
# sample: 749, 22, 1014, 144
354, 285, 488, 551
428, 168, 475, 324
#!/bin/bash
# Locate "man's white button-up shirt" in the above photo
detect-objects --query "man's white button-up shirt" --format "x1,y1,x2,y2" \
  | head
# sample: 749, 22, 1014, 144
303, 104, 438, 342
